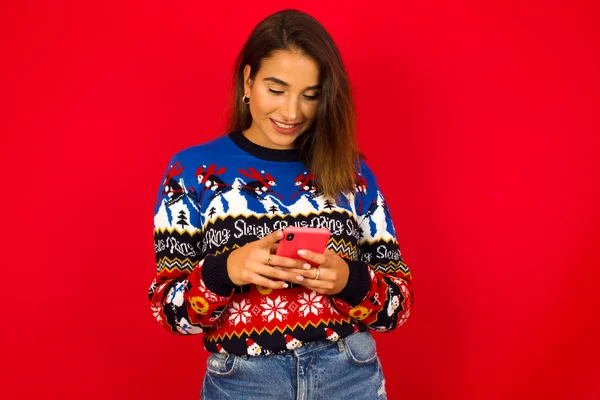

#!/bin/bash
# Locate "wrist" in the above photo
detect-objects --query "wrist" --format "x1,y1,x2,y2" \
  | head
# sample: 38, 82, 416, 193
333, 259, 371, 306
201, 250, 237, 296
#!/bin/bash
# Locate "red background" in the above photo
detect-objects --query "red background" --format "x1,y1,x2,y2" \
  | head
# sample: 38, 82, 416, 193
2, 1, 599, 399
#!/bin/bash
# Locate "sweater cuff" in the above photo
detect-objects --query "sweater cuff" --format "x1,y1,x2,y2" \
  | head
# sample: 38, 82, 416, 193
334, 259, 372, 306
201, 251, 236, 297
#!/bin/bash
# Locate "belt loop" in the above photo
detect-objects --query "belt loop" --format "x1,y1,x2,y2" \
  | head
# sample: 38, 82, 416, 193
337, 338, 345, 352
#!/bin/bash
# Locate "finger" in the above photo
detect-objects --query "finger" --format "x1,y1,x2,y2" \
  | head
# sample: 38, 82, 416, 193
296, 249, 328, 265
248, 272, 289, 289
269, 243, 279, 254
292, 274, 332, 292
283, 263, 323, 281
250, 261, 301, 283
268, 254, 309, 269
285, 268, 321, 280
258, 230, 284, 247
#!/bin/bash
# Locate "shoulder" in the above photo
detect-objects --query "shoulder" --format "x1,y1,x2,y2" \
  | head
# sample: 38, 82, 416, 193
357, 159, 378, 184
171, 134, 233, 163
164, 134, 239, 173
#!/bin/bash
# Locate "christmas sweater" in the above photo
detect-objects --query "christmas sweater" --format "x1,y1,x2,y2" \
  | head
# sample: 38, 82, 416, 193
149, 130, 414, 357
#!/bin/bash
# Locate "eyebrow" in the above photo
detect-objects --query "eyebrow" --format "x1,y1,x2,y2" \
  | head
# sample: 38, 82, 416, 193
263, 77, 322, 91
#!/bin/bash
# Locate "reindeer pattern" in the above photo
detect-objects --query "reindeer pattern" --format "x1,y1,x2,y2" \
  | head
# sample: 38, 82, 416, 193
154, 153, 393, 246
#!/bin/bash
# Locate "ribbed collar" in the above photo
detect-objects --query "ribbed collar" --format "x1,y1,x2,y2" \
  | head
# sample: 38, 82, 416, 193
228, 130, 302, 162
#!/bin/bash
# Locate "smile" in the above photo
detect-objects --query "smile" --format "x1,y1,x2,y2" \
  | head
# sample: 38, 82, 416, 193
270, 119, 303, 134
272, 120, 300, 129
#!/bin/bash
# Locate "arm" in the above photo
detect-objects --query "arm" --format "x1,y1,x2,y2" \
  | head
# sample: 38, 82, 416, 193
149, 154, 236, 335
331, 163, 414, 332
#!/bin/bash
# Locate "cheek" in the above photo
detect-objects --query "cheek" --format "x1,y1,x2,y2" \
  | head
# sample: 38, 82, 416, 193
253, 88, 279, 109
302, 102, 319, 120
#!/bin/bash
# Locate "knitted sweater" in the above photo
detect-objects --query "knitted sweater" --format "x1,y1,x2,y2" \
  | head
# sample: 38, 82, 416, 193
149, 131, 414, 357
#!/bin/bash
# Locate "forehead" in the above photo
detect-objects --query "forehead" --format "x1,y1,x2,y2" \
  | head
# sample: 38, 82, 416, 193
257, 50, 320, 85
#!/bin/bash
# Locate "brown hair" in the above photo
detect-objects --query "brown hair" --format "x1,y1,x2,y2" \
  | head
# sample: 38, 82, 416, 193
224, 9, 361, 198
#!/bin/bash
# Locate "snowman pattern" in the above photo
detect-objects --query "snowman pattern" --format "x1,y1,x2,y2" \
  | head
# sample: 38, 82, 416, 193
387, 295, 400, 317
324, 327, 340, 342
285, 334, 303, 350
246, 338, 262, 356
384, 277, 404, 317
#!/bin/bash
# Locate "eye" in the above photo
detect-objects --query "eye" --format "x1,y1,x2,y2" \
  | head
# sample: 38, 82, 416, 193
304, 93, 320, 101
268, 88, 284, 95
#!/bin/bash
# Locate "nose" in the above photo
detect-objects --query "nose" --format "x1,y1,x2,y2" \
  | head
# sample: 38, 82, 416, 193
280, 96, 299, 122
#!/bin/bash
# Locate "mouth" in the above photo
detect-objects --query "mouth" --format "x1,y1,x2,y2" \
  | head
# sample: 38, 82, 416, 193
270, 119, 303, 134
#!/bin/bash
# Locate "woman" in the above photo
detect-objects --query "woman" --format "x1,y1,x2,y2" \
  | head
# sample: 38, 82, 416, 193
149, 9, 414, 399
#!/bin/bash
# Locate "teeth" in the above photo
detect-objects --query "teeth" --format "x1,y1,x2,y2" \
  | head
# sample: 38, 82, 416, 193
273, 120, 295, 129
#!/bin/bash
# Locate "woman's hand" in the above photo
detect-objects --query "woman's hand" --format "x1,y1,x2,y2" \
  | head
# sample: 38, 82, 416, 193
285, 249, 350, 295
226, 230, 307, 289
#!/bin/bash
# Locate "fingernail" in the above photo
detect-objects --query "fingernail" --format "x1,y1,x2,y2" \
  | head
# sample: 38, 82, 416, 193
296, 275, 304, 281
297, 250, 307, 256
303, 263, 311, 270
277, 231, 283, 238
282, 283, 289, 288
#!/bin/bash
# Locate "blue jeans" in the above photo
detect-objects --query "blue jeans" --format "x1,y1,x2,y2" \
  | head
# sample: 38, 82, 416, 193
200, 331, 387, 400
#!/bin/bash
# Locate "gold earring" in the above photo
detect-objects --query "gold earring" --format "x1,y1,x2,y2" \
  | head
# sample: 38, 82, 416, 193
242, 94, 250, 105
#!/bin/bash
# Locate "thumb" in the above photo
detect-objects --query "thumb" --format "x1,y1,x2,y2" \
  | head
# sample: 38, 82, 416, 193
259, 230, 284, 247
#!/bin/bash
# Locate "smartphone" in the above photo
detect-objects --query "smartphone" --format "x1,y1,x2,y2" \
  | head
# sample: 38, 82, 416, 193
275, 227, 331, 267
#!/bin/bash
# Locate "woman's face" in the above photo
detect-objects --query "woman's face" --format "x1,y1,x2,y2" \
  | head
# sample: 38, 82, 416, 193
243, 50, 321, 150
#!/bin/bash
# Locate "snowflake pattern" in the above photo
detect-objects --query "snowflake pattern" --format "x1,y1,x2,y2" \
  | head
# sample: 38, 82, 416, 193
297, 291, 324, 317
326, 297, 340, 315
261, 295, 288, 322
228, 299, 252, 326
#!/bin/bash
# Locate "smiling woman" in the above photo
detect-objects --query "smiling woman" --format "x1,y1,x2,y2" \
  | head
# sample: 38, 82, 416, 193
241, 50, 321, 150
149, 9, 414, 400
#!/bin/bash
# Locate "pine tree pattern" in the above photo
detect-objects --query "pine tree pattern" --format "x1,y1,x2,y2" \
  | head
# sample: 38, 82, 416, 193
176, 210, 188, 229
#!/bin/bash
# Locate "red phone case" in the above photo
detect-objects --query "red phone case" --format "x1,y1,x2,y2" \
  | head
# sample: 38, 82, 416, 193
276, 227, 331, 267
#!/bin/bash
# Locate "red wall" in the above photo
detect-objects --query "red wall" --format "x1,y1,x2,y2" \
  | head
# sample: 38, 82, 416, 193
2, 1, 599, 399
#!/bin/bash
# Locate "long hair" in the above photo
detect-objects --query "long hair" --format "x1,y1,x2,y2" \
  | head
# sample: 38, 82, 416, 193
224, 9, 361, 198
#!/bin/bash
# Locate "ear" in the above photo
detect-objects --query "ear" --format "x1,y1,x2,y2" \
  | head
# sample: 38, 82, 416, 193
243, 65, 253, 95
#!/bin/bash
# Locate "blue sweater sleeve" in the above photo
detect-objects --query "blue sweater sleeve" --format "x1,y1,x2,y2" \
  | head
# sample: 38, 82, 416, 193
149, 153, 236, 335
